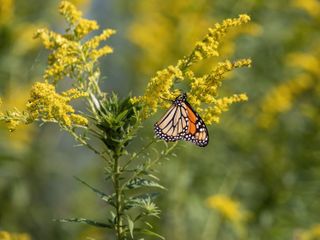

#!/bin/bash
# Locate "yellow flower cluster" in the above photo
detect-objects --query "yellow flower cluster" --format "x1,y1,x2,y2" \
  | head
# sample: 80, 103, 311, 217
189, 59, 251, 124
131, 65, 183, 116
26, 82, 88, 127
0, 231, 31, 240
0, 82, 88, 131
206, 194, 247, 223
0, 96, 30, 131
134, 15, 251, 122
0, 0, 13, 25
296, 224, 320, 240
59, 0, 99, 39
192, 14, 251, 62
34, 1, 115, 83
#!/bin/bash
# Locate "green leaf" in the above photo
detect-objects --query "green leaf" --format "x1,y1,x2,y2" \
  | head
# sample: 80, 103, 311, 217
116, 109, 128, 121
144, 221, 153, 229
74, 176, 115, 206
127, 215, 135, 239
125, 178, 166, 190
56, 218, 112, 228
141, 229, 165, 240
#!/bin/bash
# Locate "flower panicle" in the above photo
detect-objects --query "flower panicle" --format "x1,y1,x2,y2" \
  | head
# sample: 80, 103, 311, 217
59, 0, 82, 26
133, 65, 183, 117
34, 28, 68, 50
1, 1, 117, 131
190, 58, 251, 99
59, 1, 99, 39
34, 1, 115, 86
134, 14, 252, 122
26, 82, 88, 128
0, 82, 89, 131
84, 29, 116, 49
197, 94, 248, 124
190, 14, 251, 63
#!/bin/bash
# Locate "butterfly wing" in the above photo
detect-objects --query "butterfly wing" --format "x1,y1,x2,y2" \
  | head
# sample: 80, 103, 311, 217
154, 103, 188, 142
181, 101, 209, 147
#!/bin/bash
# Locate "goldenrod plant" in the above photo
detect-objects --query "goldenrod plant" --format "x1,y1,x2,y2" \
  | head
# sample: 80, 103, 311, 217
0, 1, 251, 239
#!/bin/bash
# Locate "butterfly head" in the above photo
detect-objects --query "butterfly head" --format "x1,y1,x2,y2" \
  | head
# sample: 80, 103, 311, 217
174, 93, 187, 104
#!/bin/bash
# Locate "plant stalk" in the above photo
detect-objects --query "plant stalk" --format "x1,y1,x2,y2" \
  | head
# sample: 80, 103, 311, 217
113, 155, 123, 240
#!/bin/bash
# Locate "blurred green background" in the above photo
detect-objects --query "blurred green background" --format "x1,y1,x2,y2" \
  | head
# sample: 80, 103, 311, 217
1, 0, 320, 239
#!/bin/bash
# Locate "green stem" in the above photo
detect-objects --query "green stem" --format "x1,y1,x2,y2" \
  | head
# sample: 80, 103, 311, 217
113, 155, 124, 240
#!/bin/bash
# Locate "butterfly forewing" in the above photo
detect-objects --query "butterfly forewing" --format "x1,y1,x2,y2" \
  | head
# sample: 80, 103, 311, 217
154, 105, 187, 142
182, 101, 209, 147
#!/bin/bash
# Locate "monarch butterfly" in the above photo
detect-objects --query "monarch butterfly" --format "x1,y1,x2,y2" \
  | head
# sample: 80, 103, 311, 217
154, 93, 209, 147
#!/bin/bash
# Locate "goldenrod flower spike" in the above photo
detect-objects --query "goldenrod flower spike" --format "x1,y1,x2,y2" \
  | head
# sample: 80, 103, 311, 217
191, 14, 251, 63
59, 1, 82, 26
34, 1, 115, 88
135, 14, 252, 122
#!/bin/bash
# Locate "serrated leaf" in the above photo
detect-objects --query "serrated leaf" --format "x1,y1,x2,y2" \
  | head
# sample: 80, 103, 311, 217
127, 215, 135, 239
125, 193, 159, 210
57, 218, 111, 228
125, 178, 166, 190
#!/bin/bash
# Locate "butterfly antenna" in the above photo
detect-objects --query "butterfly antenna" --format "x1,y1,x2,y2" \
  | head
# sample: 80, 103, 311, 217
160, 96, 172, 102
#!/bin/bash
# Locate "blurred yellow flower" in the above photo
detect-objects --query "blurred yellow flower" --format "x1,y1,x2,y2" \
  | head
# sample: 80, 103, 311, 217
0, 0, 14, 25
292, 0, 320, 18
258, 74, 313, 128
287, 53, 320, 75
0, 231, 31, 240
12, 24, 41, 56
296, 224, 320, 240
206, 194, 247, 223
128, 0, 259, 78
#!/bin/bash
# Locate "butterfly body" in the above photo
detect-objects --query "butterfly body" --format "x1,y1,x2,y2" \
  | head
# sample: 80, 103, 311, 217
154, 93, 209, 147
